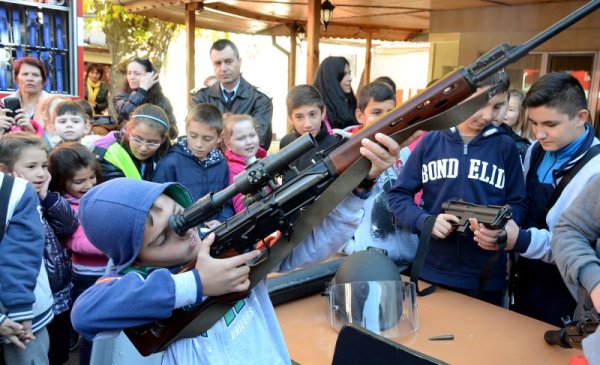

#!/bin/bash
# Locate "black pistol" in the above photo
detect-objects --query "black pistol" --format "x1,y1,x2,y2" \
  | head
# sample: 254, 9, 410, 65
442, 200, 512, 233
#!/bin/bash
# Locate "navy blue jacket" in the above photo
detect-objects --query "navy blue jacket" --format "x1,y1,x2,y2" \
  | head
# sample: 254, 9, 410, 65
152, 138, 233, 223
388, 125, 527, 291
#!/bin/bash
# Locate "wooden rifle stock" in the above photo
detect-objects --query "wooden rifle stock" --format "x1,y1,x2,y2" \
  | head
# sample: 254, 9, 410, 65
124, 1, 600, 356
329, 69, 475, 174
124, 234, 284, 356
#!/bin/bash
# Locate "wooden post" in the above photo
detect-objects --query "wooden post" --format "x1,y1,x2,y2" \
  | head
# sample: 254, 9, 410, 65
306, 0, 320, 84
185, 3, 198, 109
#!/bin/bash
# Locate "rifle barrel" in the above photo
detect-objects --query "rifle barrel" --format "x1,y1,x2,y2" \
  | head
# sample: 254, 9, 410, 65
477, 0, 600, 80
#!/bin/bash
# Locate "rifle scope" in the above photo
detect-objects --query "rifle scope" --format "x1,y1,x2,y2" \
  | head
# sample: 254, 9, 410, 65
169, 133, 316, 236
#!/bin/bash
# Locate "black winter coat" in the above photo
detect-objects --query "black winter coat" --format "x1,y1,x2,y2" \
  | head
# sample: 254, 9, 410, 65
191, 77, 273, 150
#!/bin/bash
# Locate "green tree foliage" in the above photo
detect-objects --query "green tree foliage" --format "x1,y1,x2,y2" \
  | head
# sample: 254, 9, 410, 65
83, 0, 177, 96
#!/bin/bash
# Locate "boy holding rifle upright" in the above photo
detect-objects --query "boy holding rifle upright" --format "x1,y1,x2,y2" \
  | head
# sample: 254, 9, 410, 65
339, 81, 418, 271
474, 73, 600, 326
387, 71, 527, 306
71, 130, 419, 364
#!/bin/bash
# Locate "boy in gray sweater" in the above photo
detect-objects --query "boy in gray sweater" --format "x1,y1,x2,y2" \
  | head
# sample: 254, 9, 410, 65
552, 174, 600, 363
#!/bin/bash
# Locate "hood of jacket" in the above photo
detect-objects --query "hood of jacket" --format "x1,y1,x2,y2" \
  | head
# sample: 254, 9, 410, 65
79, 178, 193, 273
442, 123, 507, 145
94, 130, 120, 150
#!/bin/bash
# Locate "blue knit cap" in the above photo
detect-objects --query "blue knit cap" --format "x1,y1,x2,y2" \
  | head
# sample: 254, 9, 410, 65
79, 178, 193, 273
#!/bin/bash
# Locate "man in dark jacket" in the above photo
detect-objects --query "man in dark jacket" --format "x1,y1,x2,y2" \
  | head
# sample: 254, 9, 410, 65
191, 39, 273, 150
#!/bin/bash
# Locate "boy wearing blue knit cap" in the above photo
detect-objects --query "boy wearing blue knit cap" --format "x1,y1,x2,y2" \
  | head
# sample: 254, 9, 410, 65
72, 130, 410, 364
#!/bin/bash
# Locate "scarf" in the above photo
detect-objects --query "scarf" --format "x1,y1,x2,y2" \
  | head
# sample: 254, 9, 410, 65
176, 137, 224, 168
86, 78, 101, 105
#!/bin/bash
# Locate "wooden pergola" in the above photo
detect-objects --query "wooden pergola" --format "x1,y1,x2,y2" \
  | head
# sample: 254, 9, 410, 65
113, 0, 575, 105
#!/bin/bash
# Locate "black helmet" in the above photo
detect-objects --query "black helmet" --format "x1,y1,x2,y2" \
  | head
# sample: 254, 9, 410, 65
332, 248, 400, 285
328, 249, 418, 336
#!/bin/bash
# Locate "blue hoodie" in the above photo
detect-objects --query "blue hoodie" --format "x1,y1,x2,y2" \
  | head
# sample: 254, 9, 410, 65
71, 178, 366, 364
388, 125, 527, 291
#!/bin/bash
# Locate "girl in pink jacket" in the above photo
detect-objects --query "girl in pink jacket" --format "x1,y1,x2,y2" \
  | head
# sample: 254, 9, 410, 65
223, 114, 267, 213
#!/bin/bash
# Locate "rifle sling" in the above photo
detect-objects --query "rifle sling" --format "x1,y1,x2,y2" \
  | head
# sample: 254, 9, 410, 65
410, 215, 507, 297
471, 232, 507, 297
166, 89, 489, 347
410, 215, 438, 296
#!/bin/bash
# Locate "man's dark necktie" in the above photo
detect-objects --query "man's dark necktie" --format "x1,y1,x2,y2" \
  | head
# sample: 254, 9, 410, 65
225, 90, 235, 111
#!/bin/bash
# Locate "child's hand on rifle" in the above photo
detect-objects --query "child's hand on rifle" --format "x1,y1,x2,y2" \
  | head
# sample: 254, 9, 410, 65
194, 233, 261, 296
360, 131, 423, 180
469, 218, 513, 251
432, 213, 459, 239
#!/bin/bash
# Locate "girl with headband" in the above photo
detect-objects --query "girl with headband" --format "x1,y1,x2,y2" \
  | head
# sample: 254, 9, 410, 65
93, 104, 171, 181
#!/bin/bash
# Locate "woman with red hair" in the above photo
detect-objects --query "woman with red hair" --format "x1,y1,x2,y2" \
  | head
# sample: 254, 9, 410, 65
0, 57, 48, 137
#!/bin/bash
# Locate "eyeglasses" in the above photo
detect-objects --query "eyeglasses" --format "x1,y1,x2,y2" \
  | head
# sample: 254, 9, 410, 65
129, 135, 162, 149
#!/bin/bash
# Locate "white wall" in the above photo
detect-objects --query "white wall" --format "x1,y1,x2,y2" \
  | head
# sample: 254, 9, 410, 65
372, 47, 430, 104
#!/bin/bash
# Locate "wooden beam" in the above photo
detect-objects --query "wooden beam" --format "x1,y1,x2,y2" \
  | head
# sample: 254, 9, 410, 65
306, 0, 320, 84
123, 0, 198, 13
337, 22, 421, 33
185, 3, 198, 109
204, 3, 288, 23
257, 23, 293, 36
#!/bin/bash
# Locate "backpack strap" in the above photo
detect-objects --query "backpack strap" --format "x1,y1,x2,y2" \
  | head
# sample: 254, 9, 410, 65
0, 174, 15, 242
540, 144, 600, 224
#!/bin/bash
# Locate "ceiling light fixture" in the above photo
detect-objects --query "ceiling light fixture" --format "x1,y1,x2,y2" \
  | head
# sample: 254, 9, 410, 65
321, 0, 335, 31
295, 24, 306, 41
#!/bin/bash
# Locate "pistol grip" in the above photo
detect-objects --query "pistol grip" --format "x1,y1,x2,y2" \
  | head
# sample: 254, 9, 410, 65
452, 220, 469, 233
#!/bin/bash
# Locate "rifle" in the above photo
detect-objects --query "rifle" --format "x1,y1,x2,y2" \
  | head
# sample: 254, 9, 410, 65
544, 312, 600, 349
125, 0, 600, 356
442, 200, 512, 233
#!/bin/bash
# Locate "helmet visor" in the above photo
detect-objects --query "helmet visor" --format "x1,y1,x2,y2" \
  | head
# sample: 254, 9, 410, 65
328, 280, 419, 338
